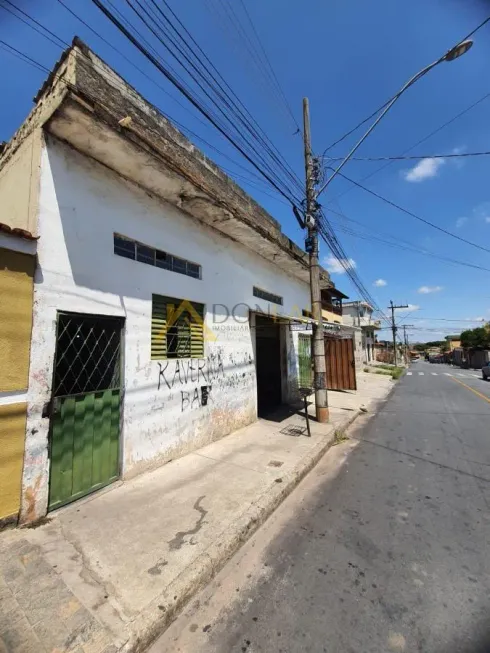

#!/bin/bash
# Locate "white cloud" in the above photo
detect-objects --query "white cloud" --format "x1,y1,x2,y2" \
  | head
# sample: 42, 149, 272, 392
374, 279, 387, 287
473, 202, 490, 223
418, 285, 443, 294
451, 146, 466, 169
455, 217, 468, 228
324, 255, 356, 275
403, 157, 445, 183
394, 304, 420, 313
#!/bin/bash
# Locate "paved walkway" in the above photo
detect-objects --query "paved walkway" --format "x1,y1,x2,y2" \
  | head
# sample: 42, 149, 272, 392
0, 373, 392, 653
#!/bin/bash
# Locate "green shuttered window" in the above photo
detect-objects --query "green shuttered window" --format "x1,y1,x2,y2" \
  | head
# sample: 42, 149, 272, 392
151, 294, 205, 360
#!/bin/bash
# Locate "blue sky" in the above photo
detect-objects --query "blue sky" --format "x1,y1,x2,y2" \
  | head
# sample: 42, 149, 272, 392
2, 0, 490, 341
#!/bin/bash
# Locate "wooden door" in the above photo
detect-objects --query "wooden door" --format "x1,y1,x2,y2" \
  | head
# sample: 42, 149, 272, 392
324, 337, 357, 391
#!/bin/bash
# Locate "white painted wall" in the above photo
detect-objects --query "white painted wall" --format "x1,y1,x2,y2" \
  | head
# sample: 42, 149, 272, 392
21, 136, 311, 521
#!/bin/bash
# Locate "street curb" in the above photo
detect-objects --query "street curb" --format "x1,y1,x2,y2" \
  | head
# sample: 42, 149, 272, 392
121, 409, 362, 653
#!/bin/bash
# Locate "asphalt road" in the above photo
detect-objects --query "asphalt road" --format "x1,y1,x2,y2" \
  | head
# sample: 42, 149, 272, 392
152, 362, 490, 653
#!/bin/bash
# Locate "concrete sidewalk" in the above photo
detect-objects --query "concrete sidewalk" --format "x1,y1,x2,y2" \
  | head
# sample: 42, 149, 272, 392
0, 373, 393, 653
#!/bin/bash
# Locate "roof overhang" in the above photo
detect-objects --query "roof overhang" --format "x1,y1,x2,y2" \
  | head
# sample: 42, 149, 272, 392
1, 39, 333, 291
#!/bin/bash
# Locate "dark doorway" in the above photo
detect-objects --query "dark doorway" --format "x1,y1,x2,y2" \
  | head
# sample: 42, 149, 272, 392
255, 314, 282, 416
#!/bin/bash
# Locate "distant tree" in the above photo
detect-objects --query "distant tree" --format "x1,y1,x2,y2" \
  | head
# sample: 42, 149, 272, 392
460, 324, 490, 349
413, 340, 445, 351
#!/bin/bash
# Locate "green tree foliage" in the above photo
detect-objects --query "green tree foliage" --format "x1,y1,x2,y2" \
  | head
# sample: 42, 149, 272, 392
413, 341, 445, 351
460, 324, 490, 349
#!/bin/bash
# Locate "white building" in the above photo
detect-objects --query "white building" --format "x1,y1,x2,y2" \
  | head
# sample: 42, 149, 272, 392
342, 301, 381, 363
0, 40, 335, 524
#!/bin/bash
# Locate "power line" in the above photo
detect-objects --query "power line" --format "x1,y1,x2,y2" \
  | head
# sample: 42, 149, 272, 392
0, 4, 296, 208
410, 317, 487, 322
321, 13, 490, 156
86, 0, 303, 207
140, 0, 303, 198
0, 38, 294, 221
203, 0, 300, 136
326, 150, 490, 162
236, 0, 300, 133
327, 207, 490, 273
327, 89, 490, 203
33, 0, 290, 203
325, 167, 490, 255
125, 0, 293, 195
126, 0, 304, 201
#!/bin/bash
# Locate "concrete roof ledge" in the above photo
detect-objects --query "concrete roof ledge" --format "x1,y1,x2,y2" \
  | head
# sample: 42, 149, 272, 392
0, 38, 333, 288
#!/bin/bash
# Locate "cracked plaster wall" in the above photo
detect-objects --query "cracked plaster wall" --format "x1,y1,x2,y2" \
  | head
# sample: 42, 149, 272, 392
20, 136, 311, 522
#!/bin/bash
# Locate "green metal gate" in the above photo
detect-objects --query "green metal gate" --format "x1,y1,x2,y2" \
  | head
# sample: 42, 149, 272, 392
48, 313, 124, 511
298, 334, 313, 389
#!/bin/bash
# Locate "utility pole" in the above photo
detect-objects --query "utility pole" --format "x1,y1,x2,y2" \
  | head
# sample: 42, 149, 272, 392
402, 325, 414, 364
389, 301, 408, 366
303, 98, 328, 423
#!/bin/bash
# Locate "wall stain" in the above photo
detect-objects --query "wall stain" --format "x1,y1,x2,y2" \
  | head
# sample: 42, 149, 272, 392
147, 559, 168, 576
168, 495, 208, 551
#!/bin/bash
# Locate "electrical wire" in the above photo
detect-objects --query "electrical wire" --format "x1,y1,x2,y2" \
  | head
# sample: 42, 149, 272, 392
326, 150, 490, 162
321, 13, 490, 156
136, 0, 303, 198
204, 0, 300, 136
324, 167, 490, 255
316, 210, 391, 325
328, 214, 490, 274
84, 0, 304, 207
327, 89, 490, 204
0, 38, 295, 223
52, 0, 295, 203
236, 0, 300, 133
0, 1, 301, 211
122, 0, 304, 203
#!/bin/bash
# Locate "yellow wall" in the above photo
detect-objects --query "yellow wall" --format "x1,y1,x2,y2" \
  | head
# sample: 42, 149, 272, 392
0, 248, 35, 522
0, 403, 27, 521
0, 132, 41, 235
0, 248, 35, 392
447, 339, 461, 351
322, 308, 342, 325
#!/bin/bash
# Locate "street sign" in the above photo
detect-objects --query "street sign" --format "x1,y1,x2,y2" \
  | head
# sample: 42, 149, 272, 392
289, 322, 313, 331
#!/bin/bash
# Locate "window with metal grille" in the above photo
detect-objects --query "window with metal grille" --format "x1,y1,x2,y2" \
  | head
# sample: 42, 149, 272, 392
298, 334, 313, 389
151, 294, 205, 360
114, 234, 201, 280
53, 313, 123, 397
253, 286, 283, 305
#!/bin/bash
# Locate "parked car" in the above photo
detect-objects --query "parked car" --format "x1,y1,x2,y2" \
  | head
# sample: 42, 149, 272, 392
429, 354, 444, 364
482, 362, 490, 380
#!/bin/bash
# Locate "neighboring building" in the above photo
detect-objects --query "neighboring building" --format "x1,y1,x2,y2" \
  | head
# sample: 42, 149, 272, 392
0, 40, 336, 524
342, 301, 381, 363
321, 287, 347, 325
0, 135, 39, 525
445, 335, 461, 351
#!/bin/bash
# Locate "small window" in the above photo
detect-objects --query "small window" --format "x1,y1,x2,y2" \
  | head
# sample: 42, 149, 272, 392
253, 286, 283, 306
137, 243, 155, 265
114, 234, 201, 280
187, 262, 201, 279
114, 235, 135, 260
172, 256, 187, 275
151, 294, 204, 360
156, 250, 171, 270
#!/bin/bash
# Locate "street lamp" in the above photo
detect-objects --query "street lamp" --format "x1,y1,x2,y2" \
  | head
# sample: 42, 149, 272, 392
316, 39, 474, 197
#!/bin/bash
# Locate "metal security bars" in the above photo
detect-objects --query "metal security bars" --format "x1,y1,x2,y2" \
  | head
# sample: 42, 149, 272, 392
298, 334, 313, 388
114, 234, 201, 280
151, 295, 205, 360
53, 313, 123, 397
